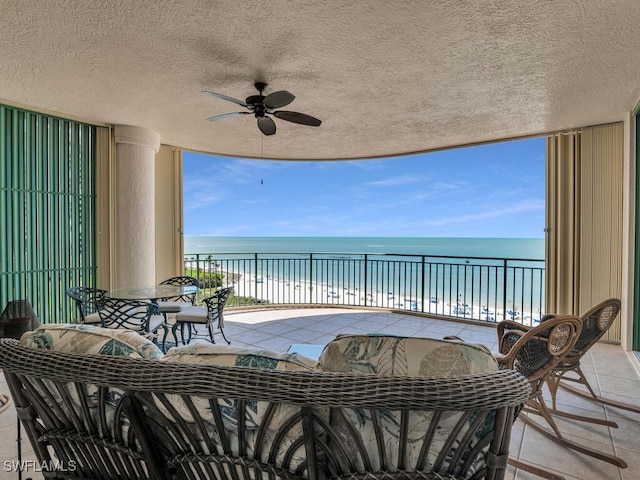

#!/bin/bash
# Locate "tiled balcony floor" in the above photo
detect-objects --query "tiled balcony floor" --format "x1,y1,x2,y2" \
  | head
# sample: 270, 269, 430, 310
1, 307, 639, 480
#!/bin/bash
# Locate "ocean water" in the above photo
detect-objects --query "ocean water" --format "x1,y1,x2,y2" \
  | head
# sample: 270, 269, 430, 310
184, 236, 545, 259
183, 237, 546, 319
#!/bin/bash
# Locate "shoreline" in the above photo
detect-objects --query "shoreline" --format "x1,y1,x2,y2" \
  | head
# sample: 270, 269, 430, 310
216, 269, 542, 325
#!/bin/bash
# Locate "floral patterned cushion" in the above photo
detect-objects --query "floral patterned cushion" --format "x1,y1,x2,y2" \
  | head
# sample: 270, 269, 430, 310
19, 324, 163, 447
160, 344, 320, 475
20, 323, 164, 359
319, 333, 497, 375
318, 334, 498, 475
163, 343, 318, 371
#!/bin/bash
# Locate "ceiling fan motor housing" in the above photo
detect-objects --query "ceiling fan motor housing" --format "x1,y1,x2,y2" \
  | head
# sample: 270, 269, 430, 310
245, 95, 265, 105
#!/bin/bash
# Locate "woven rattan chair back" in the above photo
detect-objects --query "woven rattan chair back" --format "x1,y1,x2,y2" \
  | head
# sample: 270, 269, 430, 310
543, 298, 639, 423
559, 298, 621, 370
497, 314, 628, 469
0, 338, 531, 480
65, 286, 106, 322
497, 314, 582, 388
159, 276, 200, 304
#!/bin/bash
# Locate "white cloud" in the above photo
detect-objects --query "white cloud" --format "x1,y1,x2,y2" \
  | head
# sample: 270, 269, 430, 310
426, 199, 545, 227
364, 175, 429, 187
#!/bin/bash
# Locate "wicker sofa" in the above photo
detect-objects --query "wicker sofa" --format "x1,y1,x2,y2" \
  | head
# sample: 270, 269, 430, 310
0, 325, 530, 480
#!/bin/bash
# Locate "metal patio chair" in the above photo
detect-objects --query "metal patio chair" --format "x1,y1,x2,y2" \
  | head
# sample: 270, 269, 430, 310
156, 276, 200, 319
65, 286, 107, 324
496, 313, 627, 471
173, 286, 234, 345
97, 297, 168, 352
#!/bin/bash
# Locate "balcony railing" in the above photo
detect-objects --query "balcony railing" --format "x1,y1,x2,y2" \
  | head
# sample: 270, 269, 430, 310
184, 252, 545, 325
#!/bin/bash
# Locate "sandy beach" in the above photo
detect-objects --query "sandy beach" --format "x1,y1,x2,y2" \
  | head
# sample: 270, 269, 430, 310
216, 269, 541, 326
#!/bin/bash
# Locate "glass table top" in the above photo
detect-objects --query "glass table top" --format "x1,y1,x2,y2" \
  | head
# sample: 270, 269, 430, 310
106, 285, 198, 301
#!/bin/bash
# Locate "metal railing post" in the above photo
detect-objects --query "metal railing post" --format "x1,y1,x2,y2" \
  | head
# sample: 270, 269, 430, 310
254, 253, 259, 300
309, 253, 313, 303
364, 254, 368, 307
421, 255, 426, 313
502, 259, 508, 321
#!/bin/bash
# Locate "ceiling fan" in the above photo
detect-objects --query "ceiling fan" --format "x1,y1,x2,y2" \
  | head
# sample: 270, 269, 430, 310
203, 82, 321, 136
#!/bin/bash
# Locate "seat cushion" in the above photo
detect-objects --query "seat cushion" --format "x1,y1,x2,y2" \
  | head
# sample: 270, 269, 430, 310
163, 343, 318, 371
82, 311, 102, 324
318, 333, 498, 475
157, 300, 190, 313
319, 333, 497, 376
174, 305, 208, 323
160, 344, 320, 472
19, 324, 164, 447
20, 323, 164, 359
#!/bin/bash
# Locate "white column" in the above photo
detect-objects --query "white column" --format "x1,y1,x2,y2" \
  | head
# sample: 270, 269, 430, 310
113, 125, 161, 288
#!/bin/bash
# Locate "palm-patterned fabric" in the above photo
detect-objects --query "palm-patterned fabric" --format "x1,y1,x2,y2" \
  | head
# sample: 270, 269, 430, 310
318, 334, 498, 474
160, 344, 320, 471
19, 324, 164, 447
319, 333, 497, 376
20, 323, 164, 359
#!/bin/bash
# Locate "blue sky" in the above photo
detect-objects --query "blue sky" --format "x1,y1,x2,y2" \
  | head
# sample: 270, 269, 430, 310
183, 136, 545, 238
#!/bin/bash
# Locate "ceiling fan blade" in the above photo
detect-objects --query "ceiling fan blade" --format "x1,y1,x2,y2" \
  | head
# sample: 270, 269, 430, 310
273, 111, 322, 127
263, 90, 295, 109
202, 90, 249, 108
205, 112, 249, 122
257, 116, 276, 136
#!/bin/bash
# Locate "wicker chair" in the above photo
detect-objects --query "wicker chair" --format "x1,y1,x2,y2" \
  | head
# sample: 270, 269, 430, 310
496, 314, 627, 471
97, 297, 168, 351
173, 286, 234, 345
65, 286, 106, 324
541, 299, 639, 420
0, 337, 531, 480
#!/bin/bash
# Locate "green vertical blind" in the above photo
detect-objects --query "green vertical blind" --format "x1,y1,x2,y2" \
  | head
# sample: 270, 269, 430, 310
0, 105, 97, 324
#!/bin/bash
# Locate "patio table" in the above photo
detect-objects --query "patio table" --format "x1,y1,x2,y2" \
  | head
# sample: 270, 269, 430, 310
106, 285, 198, 304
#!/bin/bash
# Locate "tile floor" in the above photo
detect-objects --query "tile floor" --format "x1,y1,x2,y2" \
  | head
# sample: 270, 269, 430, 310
1, 307, 639, 480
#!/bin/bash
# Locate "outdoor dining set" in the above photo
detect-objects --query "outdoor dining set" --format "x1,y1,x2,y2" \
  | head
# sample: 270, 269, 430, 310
65, 276, 235, 351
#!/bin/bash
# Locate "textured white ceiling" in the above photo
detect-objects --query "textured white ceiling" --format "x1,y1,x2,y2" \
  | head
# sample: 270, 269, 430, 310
1, 1, 639, 160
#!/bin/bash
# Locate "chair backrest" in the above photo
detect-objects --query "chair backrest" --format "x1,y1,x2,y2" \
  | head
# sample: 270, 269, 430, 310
159, 276, 199, 304
202, 286, 235, 321
496, 314, 582, 387
571, 298, 621, 359
97, 297, 159, 334
65, 286, 107, 322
